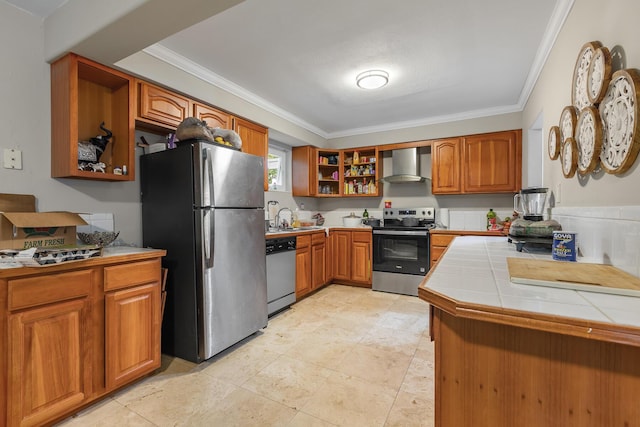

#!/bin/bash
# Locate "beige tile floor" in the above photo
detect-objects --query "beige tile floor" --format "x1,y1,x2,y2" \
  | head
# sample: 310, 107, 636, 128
57, 284, 435, 427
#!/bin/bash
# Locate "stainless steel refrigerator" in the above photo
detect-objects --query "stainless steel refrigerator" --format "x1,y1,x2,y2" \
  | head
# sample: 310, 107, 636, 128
141, 140, 267, 363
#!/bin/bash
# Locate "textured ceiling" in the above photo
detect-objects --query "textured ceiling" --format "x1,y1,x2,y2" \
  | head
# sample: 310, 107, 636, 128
7, 0, 568, 139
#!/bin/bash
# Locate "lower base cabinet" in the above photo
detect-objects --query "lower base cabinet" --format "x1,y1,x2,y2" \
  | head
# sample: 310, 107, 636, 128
1, 251, 165, 427
296, 231, 328, 299
331, 230, 372, 287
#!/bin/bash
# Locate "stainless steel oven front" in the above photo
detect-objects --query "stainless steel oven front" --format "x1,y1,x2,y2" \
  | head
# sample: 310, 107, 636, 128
372, 228, 430, 296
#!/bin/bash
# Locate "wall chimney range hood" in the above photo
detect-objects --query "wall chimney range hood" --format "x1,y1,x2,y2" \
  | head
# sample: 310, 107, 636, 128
382, 147, 428, 183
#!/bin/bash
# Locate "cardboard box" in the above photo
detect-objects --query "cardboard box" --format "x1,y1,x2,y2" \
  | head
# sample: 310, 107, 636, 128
0, 193, 87, 250
0, 212, 87, 250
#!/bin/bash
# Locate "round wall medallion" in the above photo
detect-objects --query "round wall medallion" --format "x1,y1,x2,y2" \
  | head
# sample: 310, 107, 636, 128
548, 126, 561, 160
560, 105, 578, 142
599, 69, 640, 174
587, 46, 612, 104
575, 106, 603, 175
572, 41, 603, 111
561, 137, 578, 178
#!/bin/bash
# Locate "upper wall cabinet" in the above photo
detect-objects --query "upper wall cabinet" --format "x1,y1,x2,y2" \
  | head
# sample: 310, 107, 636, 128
292, 146, 380, 197
462, 130, 522, 193
432, 130, 522, 194
292, 147, 342, 197
431, 138, 462, 193
51, 53, 135, 181
136, 80, 190, 131
194, 102, 231, 129
233, 116, 269, 190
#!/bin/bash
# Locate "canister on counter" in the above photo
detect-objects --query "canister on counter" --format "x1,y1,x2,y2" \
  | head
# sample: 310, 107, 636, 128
552, 231, 577, 261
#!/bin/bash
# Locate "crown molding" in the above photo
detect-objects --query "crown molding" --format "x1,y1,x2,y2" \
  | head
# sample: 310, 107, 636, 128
517, 0, 575, 108
143, 44, 329, 138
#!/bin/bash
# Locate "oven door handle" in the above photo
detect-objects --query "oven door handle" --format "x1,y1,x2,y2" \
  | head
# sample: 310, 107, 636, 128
373, 230, 429, 237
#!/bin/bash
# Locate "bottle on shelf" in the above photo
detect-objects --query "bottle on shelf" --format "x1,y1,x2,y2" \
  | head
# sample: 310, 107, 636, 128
487, 208, 497, 230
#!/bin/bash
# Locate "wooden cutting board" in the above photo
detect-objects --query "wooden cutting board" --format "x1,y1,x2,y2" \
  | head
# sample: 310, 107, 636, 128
507, 257, 640, 297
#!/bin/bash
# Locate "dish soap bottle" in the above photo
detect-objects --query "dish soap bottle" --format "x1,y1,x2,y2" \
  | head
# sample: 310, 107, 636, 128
363, 209, 369, 218
486, 208, 496, 230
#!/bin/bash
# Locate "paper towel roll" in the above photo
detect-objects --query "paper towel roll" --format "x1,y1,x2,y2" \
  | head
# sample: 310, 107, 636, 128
439, 208, 449, 227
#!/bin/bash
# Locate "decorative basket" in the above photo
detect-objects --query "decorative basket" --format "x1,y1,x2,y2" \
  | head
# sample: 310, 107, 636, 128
77, 231, 120, 247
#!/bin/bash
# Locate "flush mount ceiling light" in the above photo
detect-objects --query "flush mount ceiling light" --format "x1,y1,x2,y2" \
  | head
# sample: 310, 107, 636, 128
356, 70, 389, 89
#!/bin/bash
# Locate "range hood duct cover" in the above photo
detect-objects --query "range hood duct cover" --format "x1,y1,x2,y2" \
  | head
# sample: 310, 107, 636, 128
382, 147, 428, 183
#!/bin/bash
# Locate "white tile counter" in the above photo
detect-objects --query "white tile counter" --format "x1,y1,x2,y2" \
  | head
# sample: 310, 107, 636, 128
420, 235, 640, 330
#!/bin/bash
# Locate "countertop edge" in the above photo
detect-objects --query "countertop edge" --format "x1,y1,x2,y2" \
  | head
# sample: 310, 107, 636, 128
418, 237, 640, 347
0, 247, 166, 277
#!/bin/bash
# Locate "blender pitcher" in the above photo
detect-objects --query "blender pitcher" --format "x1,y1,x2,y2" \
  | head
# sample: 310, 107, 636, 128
514, 187, 548, 221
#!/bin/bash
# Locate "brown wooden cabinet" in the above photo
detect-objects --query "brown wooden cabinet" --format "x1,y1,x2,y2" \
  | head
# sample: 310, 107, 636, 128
292, 147, 341, 197
7, 278, 93, 427
193, 102, 231, 129
295, 234, 312, 298
331, 230, 372, 287
51, 53, 135, 181
0, 250, 165, 427
137, 80, 191, 130
293, 146, 380, 197
462, 131, 522, 193
431, 130, 522, 194
233, 116, 269, 190
431, 138, 462, 194
311, 232, 327, 290
104, 259, 162, 390
295, 232, 328, 299
342, 147, 380, 197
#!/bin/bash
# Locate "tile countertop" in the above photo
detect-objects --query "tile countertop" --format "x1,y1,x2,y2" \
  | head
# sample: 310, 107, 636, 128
419, 235, 640, 330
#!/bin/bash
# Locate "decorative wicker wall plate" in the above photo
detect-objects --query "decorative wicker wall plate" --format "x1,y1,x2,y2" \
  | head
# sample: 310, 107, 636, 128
576, 106, 603, 175
572, 41, 603, 111
561, 137, 578, 178
599, 69, 640, 174
548, 126, 561, 160
587, 46, 612, 104
559, 105, 578, 142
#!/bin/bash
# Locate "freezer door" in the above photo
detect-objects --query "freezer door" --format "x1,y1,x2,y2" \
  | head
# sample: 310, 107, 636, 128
197, 142, 264, 208
201, 208, 267, 359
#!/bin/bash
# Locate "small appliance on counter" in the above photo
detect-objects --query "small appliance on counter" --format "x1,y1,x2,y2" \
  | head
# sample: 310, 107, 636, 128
509, 187, 561, 252
514, 187, 548, 221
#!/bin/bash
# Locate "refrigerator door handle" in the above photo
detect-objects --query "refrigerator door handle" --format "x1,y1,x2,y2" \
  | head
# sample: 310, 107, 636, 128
203, 209, 214, 268
203, 148, 215, 207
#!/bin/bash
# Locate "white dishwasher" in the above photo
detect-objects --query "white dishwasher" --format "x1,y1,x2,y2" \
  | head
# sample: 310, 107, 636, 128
266, 236, 297, 316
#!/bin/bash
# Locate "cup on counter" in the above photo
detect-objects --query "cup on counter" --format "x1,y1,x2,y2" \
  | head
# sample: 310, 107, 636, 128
384, 200, 392, 208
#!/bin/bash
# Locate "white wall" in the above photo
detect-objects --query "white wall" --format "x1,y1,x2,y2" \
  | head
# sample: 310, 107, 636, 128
523, 0, 640, 206
0, 3, 144, 246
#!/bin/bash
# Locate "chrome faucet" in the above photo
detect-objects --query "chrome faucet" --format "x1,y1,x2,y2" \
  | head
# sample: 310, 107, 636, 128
275, 207, 292, 230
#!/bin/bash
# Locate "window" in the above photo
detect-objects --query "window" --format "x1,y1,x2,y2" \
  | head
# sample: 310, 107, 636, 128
267, 142, 290, 192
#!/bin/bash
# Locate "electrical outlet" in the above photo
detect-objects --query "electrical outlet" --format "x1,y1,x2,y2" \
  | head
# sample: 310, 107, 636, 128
554, 183, 561, 204
3, 148, 22, 170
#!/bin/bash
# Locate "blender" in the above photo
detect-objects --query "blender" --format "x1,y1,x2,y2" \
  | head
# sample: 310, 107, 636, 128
514, 187, 548, 222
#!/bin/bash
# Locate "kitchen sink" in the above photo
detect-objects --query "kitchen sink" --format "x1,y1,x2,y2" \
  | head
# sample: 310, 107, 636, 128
266, 226, 324, 234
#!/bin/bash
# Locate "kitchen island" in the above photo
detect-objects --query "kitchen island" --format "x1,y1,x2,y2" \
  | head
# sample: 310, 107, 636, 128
419, 236, 640, 427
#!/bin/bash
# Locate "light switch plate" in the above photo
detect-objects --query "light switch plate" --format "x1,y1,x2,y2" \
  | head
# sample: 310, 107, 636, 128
3, 148, 22, 169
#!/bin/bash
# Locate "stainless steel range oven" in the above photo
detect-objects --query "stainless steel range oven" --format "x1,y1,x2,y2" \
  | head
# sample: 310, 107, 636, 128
372, 207, 435, 296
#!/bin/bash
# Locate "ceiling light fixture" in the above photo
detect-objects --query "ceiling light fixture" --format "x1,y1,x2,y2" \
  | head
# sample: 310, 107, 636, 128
356, 70, 389, 89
